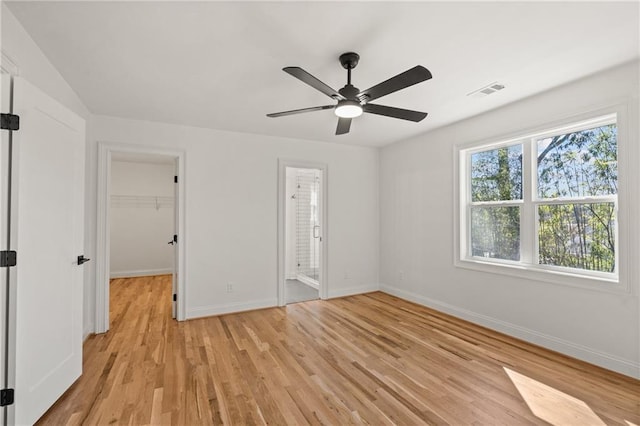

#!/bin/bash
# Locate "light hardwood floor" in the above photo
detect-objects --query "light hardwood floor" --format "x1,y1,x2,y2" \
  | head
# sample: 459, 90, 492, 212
37, 275, 639, 425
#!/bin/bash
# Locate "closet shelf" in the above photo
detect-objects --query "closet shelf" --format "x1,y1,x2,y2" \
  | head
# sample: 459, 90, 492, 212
111, 195, 174, 210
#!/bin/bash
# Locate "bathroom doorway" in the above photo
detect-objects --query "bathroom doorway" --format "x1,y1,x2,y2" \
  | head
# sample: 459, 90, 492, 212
278, 162, 327, 305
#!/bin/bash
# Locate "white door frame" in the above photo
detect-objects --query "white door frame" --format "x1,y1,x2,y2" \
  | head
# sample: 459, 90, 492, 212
96, 142, 186, 333
277, 159, 328, 305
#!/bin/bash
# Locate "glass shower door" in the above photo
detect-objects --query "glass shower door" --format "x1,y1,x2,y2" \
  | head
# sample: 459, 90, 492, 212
296, 170, 320, 285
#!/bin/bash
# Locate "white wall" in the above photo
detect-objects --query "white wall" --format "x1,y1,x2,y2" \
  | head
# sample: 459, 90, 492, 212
0, 4, 89, 119
1, 4, 96, 337
110, 161, 174, 277
380, 61, 640, 378
87, 116, 380, 321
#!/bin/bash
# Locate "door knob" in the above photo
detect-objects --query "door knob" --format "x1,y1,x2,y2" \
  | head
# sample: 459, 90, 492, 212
77, 255, 90, 265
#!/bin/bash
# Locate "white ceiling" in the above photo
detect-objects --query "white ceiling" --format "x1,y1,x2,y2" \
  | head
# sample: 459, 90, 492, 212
6, 1, 639, 147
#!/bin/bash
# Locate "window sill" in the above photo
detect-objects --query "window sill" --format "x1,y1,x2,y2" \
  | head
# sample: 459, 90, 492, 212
455, 257, 630, 294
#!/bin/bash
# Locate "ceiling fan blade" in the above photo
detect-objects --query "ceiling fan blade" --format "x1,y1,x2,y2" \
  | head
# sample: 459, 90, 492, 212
358, 66, 432, 102
363, 103, 428, 122
336, 117, 352, 135
284, 67, 345, 100
267, 105, 334, 118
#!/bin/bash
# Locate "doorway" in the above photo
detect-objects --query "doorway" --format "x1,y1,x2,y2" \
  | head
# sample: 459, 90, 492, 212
96, 144, 186, 333
109, 154, 176, 319
278, 161, 328, 305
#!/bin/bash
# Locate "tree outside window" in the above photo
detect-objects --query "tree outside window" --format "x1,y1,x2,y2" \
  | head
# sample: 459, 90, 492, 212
536, 124, 617, 273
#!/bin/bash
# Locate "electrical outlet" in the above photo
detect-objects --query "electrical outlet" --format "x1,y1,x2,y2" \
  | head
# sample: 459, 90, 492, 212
226, 282, 233, 292
344, 271, 351, 279
399, 270, 404, 281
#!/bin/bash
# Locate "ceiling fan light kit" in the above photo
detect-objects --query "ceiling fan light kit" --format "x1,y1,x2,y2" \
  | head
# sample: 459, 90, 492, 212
267, 52, 432, 135
335, 100, 362, 118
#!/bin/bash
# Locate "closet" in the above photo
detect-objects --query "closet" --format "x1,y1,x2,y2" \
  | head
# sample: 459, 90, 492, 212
109, 159, 175, 278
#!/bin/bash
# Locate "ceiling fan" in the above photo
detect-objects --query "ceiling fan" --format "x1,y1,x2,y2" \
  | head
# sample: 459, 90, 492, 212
267, 52, 432, 135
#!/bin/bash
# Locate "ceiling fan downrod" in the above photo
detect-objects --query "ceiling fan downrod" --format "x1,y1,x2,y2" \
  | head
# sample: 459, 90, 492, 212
339, 52, 360, 86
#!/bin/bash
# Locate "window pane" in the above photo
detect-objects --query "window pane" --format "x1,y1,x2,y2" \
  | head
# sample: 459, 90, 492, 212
538, 203, 615, 272
471, 145, 522, 202
471, 206, 520, 260
537, 124, 617, 199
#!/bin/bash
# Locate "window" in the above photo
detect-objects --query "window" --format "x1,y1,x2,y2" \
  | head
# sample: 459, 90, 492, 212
460, 114, 618, 281
470, 145, 522, 261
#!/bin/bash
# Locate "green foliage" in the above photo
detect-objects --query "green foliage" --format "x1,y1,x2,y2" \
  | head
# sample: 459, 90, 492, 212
471, 206, 520, 260
538, 125, 617, 198
471, 145, 522, 202
538, 203, 615, 272
470, 145, 522, 260
469, 123, 617, 273
536, 124, 617, 273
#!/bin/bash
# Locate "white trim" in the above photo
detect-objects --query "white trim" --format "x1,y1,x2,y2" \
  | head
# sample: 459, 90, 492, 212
457, 112, 618, 154
380, 284, 640, 379
455, 102, 632, 293
277, 159, 329, 306
186, 298, 277, 319
327, 284, 379, 299
109, 269, 173, 279
455, 258, 623, 292
295, 274, 319, 290
96, 142, 186, 333
95, 146, 110, 333
521, 139, 534, 264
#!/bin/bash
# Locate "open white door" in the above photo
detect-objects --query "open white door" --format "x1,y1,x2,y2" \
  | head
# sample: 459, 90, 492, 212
172, 165, 178, 319
0, 70, 15, 426
12, 77, 85, 425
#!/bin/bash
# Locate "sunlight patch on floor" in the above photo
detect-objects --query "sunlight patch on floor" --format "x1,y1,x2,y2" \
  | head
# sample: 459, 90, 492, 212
504, 367, 606, 426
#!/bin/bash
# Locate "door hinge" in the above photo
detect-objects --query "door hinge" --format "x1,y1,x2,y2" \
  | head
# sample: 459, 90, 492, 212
174, 175, 178, 183
0, 250, 17, 267
0, 113, 19, 131
0, 388, 14, 406
173, 294, 177, 302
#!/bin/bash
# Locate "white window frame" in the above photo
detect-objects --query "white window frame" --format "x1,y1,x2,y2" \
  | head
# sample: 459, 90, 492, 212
455, 104, 632, 294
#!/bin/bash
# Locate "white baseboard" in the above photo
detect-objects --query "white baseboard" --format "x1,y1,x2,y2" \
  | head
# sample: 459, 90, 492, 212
327, 283, 380, 299
380, 284, 640, 379
110, 268, 173, 279
296, 274, 319, 290
186, 298, 278, 320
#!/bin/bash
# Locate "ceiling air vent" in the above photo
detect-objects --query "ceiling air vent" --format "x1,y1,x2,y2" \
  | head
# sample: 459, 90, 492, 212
467, 81, 505, 98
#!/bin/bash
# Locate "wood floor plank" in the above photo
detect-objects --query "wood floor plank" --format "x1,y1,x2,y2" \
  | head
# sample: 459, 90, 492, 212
35, 276, 640, 425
